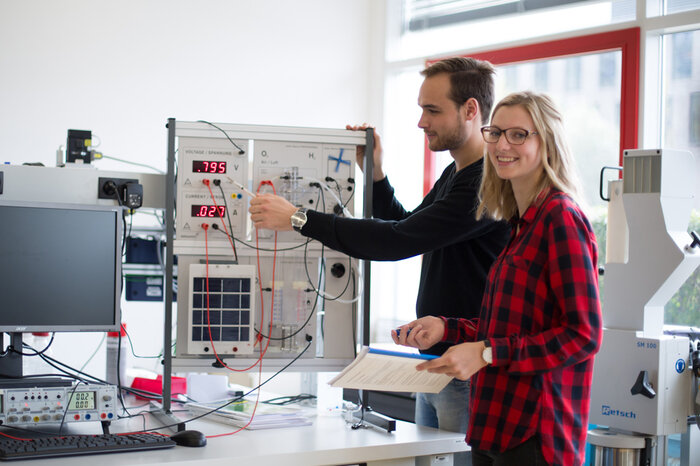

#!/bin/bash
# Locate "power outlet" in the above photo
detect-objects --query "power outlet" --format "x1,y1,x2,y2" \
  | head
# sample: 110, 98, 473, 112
98, 177, 138, 200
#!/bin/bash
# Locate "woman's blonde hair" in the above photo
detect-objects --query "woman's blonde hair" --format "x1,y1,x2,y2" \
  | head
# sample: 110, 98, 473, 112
476, 91, 583, 221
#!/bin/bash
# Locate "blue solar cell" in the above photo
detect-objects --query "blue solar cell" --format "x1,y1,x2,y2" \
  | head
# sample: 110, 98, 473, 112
193, 278, 204, 292
222, 327, 239, 341
223, 278, 239, 292
207, 278, 222, 292
241, 295, 250, 309
222, 294, 239, 309
205, 327, 220, 341
240, 311, 250, 325
193, 293, 203, 309
192, 326, 202, 341
208, 294, 221, 309
205, 311, 221, 325
192, 310, 202, 325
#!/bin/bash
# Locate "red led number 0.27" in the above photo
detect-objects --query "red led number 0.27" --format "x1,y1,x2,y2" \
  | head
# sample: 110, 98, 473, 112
192, 205, 226, 218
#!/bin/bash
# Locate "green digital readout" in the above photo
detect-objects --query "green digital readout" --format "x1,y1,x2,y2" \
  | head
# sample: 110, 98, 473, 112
68, 391, 95, 411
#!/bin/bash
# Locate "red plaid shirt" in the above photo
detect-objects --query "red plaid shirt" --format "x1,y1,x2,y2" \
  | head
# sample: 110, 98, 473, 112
442, 189, 602, 466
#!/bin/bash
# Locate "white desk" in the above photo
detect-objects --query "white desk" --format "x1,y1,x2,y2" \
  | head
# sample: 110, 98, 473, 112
12, 414, 469, 466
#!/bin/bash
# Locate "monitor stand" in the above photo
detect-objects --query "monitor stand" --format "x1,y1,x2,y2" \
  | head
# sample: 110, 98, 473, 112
0, 332, 72, 389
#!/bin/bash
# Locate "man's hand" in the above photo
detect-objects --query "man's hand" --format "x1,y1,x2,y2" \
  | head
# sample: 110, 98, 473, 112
415, 341, 488, 381
391, 316, 445, 350
249, 193, 298, 231
346, 124, 385, 182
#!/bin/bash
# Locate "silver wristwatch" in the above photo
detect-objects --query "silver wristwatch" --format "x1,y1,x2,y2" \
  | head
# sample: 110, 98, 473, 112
482, 339, 493, 365
290, 208, 308, 232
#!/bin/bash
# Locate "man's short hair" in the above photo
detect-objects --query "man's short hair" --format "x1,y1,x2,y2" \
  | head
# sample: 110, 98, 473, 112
421, 57, 496, 124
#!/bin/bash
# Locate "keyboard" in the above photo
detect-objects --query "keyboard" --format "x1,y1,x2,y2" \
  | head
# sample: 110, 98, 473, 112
0, 432, 176, 461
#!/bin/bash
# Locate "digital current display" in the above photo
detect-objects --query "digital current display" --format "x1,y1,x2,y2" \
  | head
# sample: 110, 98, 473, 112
191, 205, 226, 218
68, 391, 96, 411
193, 160, 227, 174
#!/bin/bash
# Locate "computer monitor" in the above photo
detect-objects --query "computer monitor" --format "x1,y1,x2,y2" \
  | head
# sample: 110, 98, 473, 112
0, 200, 122, 379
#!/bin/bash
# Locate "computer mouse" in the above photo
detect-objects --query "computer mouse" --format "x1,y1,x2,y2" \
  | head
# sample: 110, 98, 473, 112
170, 429, 207, 447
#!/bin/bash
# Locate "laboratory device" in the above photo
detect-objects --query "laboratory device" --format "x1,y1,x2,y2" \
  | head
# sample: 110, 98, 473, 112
0, 382, 118, 427
589, 149, 700, 464
168, 121, 366, 371
66, 129, 92, 164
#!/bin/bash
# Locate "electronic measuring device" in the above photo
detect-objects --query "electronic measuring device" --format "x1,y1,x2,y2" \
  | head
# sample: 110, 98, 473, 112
0, 382, 118, 427
170, 122, 365, 370
589, 149, 700, 464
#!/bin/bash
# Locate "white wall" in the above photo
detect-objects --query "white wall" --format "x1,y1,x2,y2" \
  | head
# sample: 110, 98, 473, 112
0, 0, 382, 391
0, 0, 375, 170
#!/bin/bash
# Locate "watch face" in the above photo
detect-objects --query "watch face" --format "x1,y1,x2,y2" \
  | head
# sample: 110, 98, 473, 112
291, 210, 307, 230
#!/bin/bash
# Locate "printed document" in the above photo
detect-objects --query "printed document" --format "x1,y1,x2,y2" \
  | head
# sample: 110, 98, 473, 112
328, 347, 452, 393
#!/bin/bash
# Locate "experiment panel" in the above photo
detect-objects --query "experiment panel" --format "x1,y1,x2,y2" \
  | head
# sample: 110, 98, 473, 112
168, 121, 369, 372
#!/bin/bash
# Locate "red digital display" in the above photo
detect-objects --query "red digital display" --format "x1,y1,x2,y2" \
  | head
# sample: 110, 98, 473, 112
193, 160, 227, 174
191, 205, 226, 218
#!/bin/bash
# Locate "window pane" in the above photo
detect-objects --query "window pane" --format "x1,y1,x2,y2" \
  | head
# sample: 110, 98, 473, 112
404, 0, 589, 32
664, 0, 700, 15
497, 52, 622, 211
375, 51, 624, 342
662, 29, 700, 326
438, 52, 622, 213
393, 0, 635, 61
370, 69, 426, 342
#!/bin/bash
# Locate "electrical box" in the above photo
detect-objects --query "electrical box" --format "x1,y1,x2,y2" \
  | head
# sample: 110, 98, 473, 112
171, 121, 366, 371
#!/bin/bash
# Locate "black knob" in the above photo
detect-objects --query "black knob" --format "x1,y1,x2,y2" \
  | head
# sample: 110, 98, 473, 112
331, 263, 346, 278
690, 231, 700, 249
630, 370, 656, 399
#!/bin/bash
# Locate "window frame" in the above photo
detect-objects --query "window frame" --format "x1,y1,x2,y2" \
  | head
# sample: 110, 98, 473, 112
423, 27, 640, 194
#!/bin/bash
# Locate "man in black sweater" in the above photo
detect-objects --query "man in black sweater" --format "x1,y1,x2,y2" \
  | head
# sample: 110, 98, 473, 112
250, 57, 509, 462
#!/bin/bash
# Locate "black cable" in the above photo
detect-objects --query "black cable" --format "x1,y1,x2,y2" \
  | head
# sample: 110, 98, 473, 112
124, 327, 170, 359
58, 382, 82, 436
15, 333, 56, 357
262, 394, 316, 405
197, 120, 245, 154
254, 189, 324, 341
343, 182, 356, 209
32, 351, 183, 406
351, 270, 357, 357
116, 330, 130, 416
143, 338, 313, 433
214, 227, 313, 252
254, 287, 318, 341
215, 181, 239, 263
299, 186, 354, 301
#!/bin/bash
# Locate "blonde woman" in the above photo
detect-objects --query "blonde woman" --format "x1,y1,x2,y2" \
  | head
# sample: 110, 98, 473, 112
393, 91, 602, 465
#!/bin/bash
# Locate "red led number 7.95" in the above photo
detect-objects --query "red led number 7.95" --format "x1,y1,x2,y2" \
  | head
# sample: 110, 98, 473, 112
192, 160, 227, 174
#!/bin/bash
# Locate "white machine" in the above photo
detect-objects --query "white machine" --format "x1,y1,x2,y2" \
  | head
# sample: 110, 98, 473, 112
589, 149, 700, 464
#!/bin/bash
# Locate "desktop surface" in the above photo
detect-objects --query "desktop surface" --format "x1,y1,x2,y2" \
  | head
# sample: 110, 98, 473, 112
0, 412, 468, 466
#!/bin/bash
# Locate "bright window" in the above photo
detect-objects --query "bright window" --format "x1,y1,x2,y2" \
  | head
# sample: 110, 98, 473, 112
375, 0, 700, 343
661, 28, 700, 326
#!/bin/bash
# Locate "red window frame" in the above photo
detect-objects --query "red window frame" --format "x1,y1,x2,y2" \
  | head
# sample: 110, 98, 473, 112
423, 27, 640, 194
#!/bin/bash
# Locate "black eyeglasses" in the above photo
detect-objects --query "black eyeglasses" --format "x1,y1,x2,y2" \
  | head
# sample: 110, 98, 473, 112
481, 126, 538, 145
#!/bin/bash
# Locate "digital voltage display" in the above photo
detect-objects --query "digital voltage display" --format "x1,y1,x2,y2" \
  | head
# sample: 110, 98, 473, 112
68, 391, 95, 411
192, 160, 227, 174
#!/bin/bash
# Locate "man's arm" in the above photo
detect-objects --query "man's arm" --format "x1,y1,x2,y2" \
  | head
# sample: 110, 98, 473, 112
250, 169, 502, 261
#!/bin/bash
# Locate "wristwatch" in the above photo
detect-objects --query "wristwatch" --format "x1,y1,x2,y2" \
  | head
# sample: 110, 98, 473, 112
290, 208, 308, 232
482, 339, 493, 365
